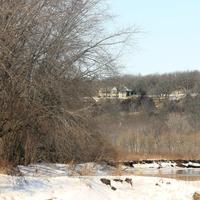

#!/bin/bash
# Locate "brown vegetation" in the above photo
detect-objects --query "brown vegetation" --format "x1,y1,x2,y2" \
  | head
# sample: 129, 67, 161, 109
1, 0, 199, 167
96, 96, 200, 160
0, 0, 133, 165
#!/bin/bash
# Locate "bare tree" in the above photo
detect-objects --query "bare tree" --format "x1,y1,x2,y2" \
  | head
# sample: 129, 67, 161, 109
0, 0, 134, 164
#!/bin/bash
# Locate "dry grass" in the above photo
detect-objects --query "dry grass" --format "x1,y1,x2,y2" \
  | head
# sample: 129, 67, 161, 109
68, 162, 96, 176
78, 165, 96, 176
67, 160, 79, 176
111, 165, 124, 176
0, 161, 16, 175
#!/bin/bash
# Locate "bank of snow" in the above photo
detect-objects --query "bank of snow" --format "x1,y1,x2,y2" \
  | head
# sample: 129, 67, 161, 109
0, 163, 199, 200
0, 175, 199, 200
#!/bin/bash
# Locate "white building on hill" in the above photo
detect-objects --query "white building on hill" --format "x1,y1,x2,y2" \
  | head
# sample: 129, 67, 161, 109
98, 86, 135, 99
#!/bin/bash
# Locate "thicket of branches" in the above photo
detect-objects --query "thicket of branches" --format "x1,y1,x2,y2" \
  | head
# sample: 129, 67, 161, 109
0, 0, 132, 165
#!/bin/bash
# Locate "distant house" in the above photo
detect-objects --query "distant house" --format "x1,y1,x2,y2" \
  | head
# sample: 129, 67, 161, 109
118, 86, 134, 99
98, 86, 135, 99
98, 87, 119, 98
111, 87, 118, 98
98, 88, 111, 98
169, 89, 186, 101
190, 93, 198, 97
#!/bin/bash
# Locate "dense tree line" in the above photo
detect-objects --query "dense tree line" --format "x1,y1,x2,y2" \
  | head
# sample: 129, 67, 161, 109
92, 70, 200, 159
98, 71, 200, 95
96, 91, 200, 159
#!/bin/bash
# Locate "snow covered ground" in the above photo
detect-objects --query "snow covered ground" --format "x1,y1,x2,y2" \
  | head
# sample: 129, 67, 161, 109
0, 163, 199, 200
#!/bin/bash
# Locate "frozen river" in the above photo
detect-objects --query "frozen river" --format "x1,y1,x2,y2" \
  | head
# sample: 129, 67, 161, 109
122, 160, 200, 180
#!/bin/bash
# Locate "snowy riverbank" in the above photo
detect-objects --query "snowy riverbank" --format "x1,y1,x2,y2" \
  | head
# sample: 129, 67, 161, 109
0, 175, 200, 200
0, 163, 199, 200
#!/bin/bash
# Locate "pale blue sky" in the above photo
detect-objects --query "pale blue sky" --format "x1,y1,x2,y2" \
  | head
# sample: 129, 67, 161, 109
108, 0, 200, 75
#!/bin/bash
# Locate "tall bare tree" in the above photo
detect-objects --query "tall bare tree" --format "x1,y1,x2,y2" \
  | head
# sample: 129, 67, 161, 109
0, 0, 134, 164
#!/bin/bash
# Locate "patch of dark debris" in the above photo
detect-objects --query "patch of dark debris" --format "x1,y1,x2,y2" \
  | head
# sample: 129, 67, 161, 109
121, 160, 200, 169
100, 177, 133, 191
